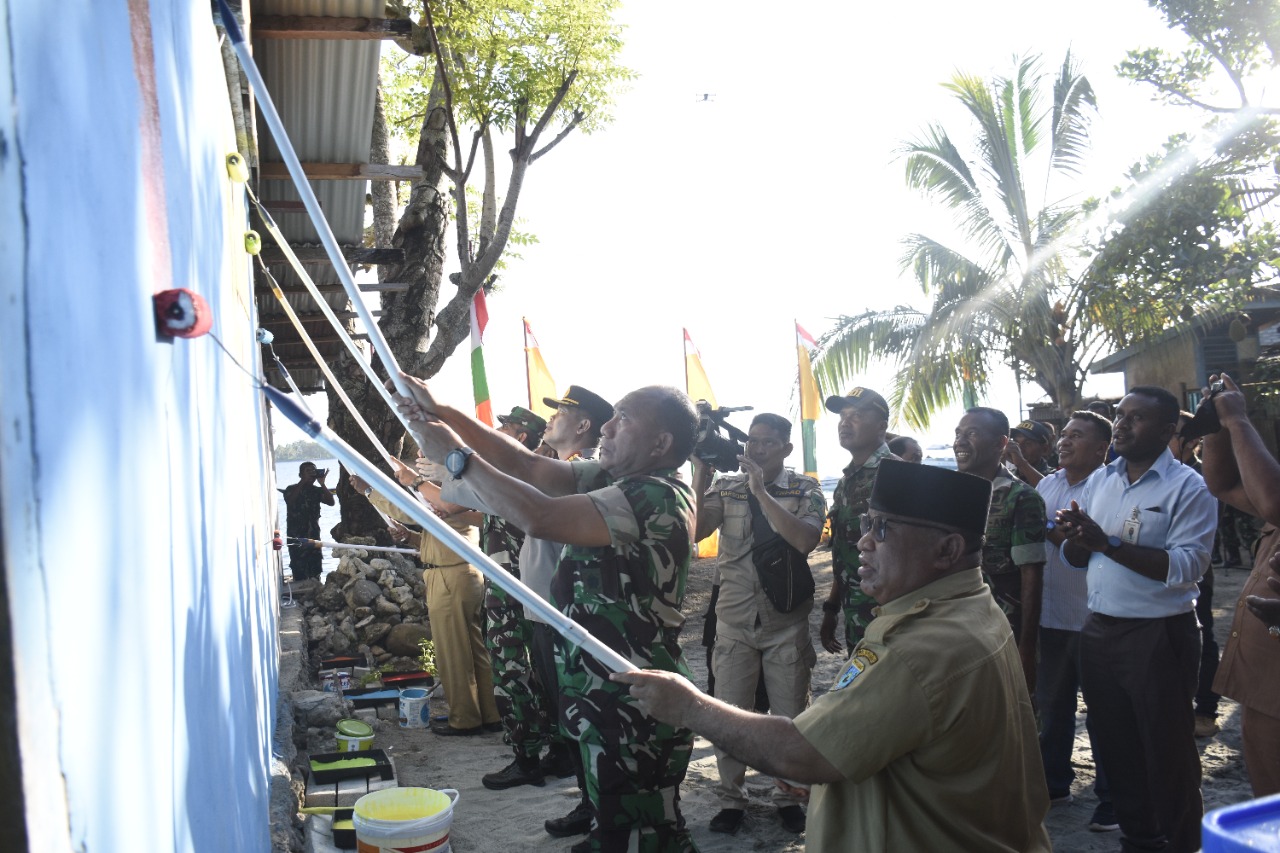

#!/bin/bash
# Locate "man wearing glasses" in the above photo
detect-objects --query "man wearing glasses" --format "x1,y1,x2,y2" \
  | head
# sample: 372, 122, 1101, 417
615, 460, 1050, 852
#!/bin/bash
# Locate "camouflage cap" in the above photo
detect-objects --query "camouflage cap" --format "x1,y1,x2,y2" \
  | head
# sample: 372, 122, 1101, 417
825, 386, 890, 418
1010, 420, 1053, 445
497, 405, 547, 436
543, 385, 615, 428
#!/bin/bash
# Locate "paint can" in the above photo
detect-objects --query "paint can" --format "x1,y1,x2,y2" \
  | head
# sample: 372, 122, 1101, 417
398, 688, 429, 729
335, 718, 375, 753
353, 787, 458, 853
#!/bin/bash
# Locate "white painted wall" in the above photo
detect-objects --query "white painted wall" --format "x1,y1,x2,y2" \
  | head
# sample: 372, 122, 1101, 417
0, 1, 279, 849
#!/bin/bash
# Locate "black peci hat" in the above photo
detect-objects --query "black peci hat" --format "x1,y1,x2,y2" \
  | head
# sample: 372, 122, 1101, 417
870, 459, 992, 541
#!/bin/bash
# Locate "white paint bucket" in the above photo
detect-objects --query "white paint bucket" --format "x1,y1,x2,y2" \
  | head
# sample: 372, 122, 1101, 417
398, 687, 429, 729
353, 787, 458, 853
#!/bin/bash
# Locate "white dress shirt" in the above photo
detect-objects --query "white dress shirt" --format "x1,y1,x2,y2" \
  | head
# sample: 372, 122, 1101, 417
1080, 448, 1216, 618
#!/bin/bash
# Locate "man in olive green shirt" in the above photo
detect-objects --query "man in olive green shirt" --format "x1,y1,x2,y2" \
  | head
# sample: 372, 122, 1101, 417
614, 461, 1050, 852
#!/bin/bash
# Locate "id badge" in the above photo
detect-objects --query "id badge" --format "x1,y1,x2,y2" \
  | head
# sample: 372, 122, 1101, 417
1122, 516, 1142, 544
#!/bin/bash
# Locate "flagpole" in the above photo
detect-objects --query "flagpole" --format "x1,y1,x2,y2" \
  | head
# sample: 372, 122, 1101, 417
682, 328, 690, 398
525, 317, 535, 412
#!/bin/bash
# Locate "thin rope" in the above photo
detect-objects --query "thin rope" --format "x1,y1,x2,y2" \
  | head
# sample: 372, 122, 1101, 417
246, 186, 407, 428
256, 256, 397, 469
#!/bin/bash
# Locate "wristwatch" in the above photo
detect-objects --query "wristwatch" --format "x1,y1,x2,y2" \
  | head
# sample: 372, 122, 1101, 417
445, 447, 474, 480
1103, 535, 1122, 557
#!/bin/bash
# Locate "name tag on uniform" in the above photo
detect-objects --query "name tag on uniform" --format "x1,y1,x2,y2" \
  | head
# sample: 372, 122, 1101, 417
1122, 506, 1141, 544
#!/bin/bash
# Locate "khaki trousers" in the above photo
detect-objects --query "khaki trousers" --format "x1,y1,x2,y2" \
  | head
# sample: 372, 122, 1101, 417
424, 563, 499, 730
712, 617, 815, 808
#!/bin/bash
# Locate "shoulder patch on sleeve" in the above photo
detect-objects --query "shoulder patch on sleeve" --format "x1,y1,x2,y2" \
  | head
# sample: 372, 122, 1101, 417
832, 647, 879, 691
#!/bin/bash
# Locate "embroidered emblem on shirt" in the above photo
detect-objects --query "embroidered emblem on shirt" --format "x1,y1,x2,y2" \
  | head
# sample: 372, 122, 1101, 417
832, 647, 879, 690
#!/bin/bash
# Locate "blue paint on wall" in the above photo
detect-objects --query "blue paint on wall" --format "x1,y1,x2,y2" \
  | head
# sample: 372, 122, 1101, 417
3, 1, 279, 849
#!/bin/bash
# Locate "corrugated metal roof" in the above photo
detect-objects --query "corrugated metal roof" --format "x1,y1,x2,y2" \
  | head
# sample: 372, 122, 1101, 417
249, 0, 387, 392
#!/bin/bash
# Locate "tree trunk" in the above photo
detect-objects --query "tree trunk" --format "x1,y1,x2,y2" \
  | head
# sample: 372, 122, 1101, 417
326, 66, 451, 539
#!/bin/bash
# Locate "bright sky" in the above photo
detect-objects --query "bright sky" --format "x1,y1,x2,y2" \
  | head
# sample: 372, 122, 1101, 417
275, 0, 1220, 477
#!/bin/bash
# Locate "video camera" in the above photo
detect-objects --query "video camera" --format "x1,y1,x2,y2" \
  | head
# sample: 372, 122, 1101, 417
693, 401, 753, 472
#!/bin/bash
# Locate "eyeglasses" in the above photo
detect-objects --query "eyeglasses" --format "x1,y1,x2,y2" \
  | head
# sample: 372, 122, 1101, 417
859, 514, 959, 542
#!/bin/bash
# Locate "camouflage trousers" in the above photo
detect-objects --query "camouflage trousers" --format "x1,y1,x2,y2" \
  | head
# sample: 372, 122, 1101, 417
484, 578, 550, 758
557, 642, 698, 851
838, 566, 878, 652
571, 708, 697, 852
984, 571, 1024, 639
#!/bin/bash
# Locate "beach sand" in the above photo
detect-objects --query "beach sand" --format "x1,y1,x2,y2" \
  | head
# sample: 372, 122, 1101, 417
325, 550, 1256, 852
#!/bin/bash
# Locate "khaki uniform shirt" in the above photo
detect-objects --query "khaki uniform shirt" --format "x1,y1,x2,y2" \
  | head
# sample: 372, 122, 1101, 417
698, 468, 826, 639
368, 491, 477, 567
795, 569, 1050, 853
1214, 523, 1280, 715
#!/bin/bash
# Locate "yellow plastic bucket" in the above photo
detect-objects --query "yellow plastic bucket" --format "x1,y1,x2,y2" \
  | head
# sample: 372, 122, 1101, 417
353, 787, 459, 853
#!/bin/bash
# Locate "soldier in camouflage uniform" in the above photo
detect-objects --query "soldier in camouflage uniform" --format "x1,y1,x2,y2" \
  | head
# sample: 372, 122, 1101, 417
476, 407, 551, 788
819, 388, 898, 655
954, 407, 1046, 692
398, 381, 702, 853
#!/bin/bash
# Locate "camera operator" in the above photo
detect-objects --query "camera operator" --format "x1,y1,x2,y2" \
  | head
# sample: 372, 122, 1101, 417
690, 414, 827, 837
281, 461, 334, 580
1199, 372, 1280, 797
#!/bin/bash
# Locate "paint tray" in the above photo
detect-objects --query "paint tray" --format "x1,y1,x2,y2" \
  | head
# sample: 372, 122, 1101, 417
330, 808, 356, 850
308, 748, 394, 785
319, 655, 364, 671
381, 670, 434, 688
342, 687, 400, 709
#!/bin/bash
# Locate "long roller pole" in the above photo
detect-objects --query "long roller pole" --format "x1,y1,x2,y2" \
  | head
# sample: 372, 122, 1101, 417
264, 386, 638, 674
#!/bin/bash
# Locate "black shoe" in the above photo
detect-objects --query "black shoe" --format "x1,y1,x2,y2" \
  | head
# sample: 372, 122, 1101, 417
539, 747, 576, 779
1088, 803, 1119, 832
430, 720, 483, 737
482, 758, 545, 790
778, 804, 806, 834
709, 808, 745, 835
482, 721, 505, 733
545, 801, 593, 838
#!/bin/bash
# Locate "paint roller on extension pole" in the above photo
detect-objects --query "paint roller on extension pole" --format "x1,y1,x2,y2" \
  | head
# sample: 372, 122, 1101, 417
289, 537, 418, 557
263, 385, 638, 675
216, 0, 412, 410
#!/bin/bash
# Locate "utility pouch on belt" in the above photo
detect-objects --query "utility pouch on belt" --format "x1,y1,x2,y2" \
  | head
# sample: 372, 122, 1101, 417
747, 492, 814, 613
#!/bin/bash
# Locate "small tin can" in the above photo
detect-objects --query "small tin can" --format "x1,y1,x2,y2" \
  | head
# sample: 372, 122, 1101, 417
321, 671, 336, 693
336, 670, 352, 692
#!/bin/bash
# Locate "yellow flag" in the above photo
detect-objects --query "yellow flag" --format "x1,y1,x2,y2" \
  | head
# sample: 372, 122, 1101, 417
684, 329, 720, 558
684, 328, 718, 408
524, 318, 558, 420
796, 323, 821, 479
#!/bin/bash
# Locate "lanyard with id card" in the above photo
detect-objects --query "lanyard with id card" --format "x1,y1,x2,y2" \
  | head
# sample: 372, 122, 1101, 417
1121, 506, 1142, 544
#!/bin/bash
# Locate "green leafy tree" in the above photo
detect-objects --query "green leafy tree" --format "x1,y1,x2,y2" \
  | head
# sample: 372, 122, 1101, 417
327, 0, 629, 537
815, 54, 1099, 427
1086, 0, 1280, 338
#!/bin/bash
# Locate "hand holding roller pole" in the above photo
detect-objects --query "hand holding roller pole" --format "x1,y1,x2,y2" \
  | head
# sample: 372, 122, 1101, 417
263, 386, 638, 674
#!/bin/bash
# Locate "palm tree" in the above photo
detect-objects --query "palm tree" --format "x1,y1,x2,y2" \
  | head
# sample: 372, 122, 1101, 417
814, 54, 1097, 428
